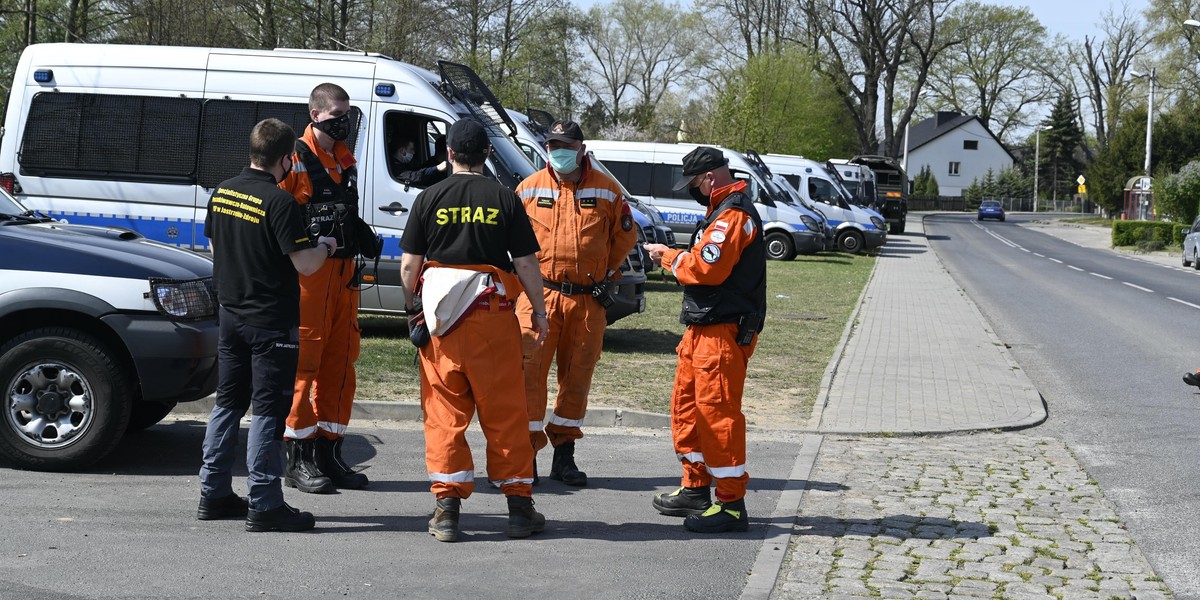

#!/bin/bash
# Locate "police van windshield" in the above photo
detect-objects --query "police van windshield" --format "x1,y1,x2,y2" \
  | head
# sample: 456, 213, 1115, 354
485, 133, 537, 189
0, 188, 24, 215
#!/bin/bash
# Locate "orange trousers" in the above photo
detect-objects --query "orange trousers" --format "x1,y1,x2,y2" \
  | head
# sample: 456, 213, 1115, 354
419, 304, 534, 499
517, 289, 606, 451
671, 322, 756, 503
285, 257, 360, 441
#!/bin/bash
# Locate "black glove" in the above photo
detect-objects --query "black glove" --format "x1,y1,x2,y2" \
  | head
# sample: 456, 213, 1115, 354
407, 299, 430, 348
353, 215, 382, 259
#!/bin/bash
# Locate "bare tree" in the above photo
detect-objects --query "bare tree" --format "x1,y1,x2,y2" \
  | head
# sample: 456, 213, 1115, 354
711, 0, 796, 59
797, 0, 961, 156
1068, 4, 1152, 153
927, 1, 1051, 142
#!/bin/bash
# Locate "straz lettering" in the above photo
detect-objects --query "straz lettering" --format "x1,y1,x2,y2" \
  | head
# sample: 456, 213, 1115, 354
435, 206, 501, 226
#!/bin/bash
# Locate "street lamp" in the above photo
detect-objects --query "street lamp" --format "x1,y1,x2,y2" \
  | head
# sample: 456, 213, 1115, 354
1033, 125, 1052, 213
1130, 68, 1156, 179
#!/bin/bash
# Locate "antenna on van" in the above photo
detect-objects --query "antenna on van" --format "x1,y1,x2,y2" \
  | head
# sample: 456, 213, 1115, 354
328, 37, 367, 56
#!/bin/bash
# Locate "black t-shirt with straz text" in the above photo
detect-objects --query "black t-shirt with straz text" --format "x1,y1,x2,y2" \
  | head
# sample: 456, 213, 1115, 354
399, 173, 539, 270
204, 167, 314, 330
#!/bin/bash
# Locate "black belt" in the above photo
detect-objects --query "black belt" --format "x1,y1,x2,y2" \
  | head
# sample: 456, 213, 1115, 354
543, 278, 596, 296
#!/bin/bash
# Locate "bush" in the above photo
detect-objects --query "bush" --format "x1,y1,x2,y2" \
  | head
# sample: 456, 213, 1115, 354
1157, 160, 1200, 225
1112, 220, 1184, 247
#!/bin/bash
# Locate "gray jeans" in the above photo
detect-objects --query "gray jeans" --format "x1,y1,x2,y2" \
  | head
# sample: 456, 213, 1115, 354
199, 307, 299, 511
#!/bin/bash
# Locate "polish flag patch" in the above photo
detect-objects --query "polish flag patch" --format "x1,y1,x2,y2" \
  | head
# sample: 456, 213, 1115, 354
712, 220, 729, 233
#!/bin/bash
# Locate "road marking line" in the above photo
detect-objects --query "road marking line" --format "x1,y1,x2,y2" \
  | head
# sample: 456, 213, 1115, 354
1068, 265, 1084, 271
1034, 252, 1045, 257
1049, 258, 1063, 264
1090, 272, 1113, 280
1170, 297, 1200, 310
1123, 282, 1153, 292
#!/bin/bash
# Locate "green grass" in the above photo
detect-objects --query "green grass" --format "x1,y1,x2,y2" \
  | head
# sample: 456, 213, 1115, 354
354, 251, 876, 428
1059, 217, 1113, 227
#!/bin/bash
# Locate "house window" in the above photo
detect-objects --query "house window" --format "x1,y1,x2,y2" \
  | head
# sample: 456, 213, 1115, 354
963, 140, 978, 150
949, 162, 961, 176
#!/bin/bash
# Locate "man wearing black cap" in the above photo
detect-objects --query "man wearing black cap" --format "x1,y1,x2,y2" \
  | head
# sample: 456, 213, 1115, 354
642, 146, 766, 533
400, 118, 550, 542
514, 120, 637, 487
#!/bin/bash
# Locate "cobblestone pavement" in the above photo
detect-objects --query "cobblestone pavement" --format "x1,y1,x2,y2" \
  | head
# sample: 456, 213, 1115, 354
773, 433, 1172, 600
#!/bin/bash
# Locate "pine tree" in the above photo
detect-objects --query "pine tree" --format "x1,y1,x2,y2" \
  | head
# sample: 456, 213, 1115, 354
1041, 93, 1084, 202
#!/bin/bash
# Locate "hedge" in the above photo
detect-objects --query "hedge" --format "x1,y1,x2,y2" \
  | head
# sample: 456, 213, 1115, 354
1112, 220, 1186, 247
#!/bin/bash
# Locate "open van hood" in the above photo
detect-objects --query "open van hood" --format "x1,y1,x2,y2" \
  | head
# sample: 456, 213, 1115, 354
437, 60, 521, 145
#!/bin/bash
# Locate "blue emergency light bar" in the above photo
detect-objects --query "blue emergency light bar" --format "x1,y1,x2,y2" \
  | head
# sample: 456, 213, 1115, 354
33, 69, 53, 83
375, 83, 395, 97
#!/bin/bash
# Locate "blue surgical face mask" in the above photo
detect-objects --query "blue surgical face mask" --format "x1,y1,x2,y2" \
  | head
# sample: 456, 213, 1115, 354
548, 148, 579, 174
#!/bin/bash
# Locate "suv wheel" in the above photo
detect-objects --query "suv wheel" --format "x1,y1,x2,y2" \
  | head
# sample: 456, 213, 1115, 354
765, 231, 796, 261
837, 229, 865, 255
0, 328, 132, 471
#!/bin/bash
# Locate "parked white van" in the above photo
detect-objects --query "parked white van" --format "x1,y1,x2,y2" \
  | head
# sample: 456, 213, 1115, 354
0, 44, 650, 319
759, 153, 887, 254
829, 159, 878, 208
587, 141, 825, 260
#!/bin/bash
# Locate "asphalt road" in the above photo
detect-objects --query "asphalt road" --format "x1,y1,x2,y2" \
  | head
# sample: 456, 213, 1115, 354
0, 419, 804, 600
928, 213, 1200, 598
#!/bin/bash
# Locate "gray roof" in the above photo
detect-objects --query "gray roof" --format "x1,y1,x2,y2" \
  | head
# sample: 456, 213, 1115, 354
908, 111, 1015, 162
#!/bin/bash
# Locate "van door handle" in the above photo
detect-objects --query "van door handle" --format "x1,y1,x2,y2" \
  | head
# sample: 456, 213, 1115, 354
379, 202, 408, 214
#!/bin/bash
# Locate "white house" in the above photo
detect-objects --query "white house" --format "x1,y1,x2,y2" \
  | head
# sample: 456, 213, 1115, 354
905, 111, 1014, 197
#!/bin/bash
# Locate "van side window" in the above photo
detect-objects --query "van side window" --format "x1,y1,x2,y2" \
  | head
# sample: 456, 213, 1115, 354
384, 112, 449, 189
199, 100, 364, 189
604, 161, 630, 187
22, 92, 201, 183
810, 178, 836, 203
651, 164, 690, 200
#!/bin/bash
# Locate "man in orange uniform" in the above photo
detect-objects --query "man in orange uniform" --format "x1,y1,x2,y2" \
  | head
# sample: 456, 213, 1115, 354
642, 146, 766, 533
400, 119, 550, 542
279, 83, 369, 493
515, 120, 637, 486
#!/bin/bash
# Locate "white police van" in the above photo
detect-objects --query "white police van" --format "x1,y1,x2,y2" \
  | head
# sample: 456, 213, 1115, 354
759, 153, 887, 254
0, 43, 599, 316
586, 141, 825, 260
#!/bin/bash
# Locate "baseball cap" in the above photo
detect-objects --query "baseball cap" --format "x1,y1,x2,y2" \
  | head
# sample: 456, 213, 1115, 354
446, 119, 489, 154
545, 119, 585, 144
673, 146, 728, 190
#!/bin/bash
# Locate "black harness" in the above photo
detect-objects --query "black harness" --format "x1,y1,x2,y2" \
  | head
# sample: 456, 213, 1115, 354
295, 140, 381, 285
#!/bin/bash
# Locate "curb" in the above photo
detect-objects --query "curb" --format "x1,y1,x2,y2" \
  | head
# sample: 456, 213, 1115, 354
172, 397, 672, 430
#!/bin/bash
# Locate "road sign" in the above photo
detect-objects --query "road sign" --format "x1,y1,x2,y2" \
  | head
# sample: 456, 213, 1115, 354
1076, 175, 1086, 185
1078, 184, 1087, 194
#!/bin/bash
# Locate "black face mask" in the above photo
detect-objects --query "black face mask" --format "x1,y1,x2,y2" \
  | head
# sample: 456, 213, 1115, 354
689, 185, 711, 206
314, 113, 351, 141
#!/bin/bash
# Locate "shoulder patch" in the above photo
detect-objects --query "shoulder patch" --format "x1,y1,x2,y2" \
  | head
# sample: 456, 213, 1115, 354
712, 220, 730, 233
621, 213, 633, 231
709, 231, 726, 243
700, 243, 721, 264
744, 220, 755, 235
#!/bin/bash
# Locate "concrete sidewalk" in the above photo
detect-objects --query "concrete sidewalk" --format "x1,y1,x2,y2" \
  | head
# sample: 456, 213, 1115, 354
813, 217, 1046, 434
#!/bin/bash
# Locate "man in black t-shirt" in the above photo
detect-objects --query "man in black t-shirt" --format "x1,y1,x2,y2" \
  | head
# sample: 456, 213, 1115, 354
197, 118, 338, 533
399, 119, 550, 543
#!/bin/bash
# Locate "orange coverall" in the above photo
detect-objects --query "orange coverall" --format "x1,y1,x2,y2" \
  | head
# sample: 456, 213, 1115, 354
515, 162, 637, 450
280, 124, 361, 442
659, 180, 758, 503
419, 265, 535, 499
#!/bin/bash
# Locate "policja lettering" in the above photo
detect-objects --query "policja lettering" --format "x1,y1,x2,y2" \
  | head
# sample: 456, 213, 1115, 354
435, 205, 501, 225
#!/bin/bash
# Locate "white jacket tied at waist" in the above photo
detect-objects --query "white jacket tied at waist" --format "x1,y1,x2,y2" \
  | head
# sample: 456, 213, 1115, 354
421, 267, 507, 336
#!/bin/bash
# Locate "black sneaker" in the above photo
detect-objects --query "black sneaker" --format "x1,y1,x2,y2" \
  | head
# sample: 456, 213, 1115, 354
245, 503, 316, 533
683, 499, 749, 533
428, 497, 461, 543
506, 495, 545, 538
196, 493, 249, 521
652, 486, 711, 517
1184, 372, 1200, 387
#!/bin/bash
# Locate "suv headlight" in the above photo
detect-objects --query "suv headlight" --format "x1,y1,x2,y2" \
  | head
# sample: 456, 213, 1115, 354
870, 217, 885, 229
148, 277, 217, 321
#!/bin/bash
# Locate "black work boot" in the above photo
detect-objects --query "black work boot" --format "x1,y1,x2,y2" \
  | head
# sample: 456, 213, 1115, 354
313, 437, 369, 489
683, 498, 750, 534
197, 493, 249, 521
506, 495, 546, 538
1185, 372, 1200, 387
428, 497, 461, 543
549, 441, 587, 486
652, 485, 711, 517
245, 502, 316, 533
284, 439, 335, 494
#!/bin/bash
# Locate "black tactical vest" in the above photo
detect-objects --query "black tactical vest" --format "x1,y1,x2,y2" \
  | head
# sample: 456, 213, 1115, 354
680, 191, 767, 328
296, 140, 361, 259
